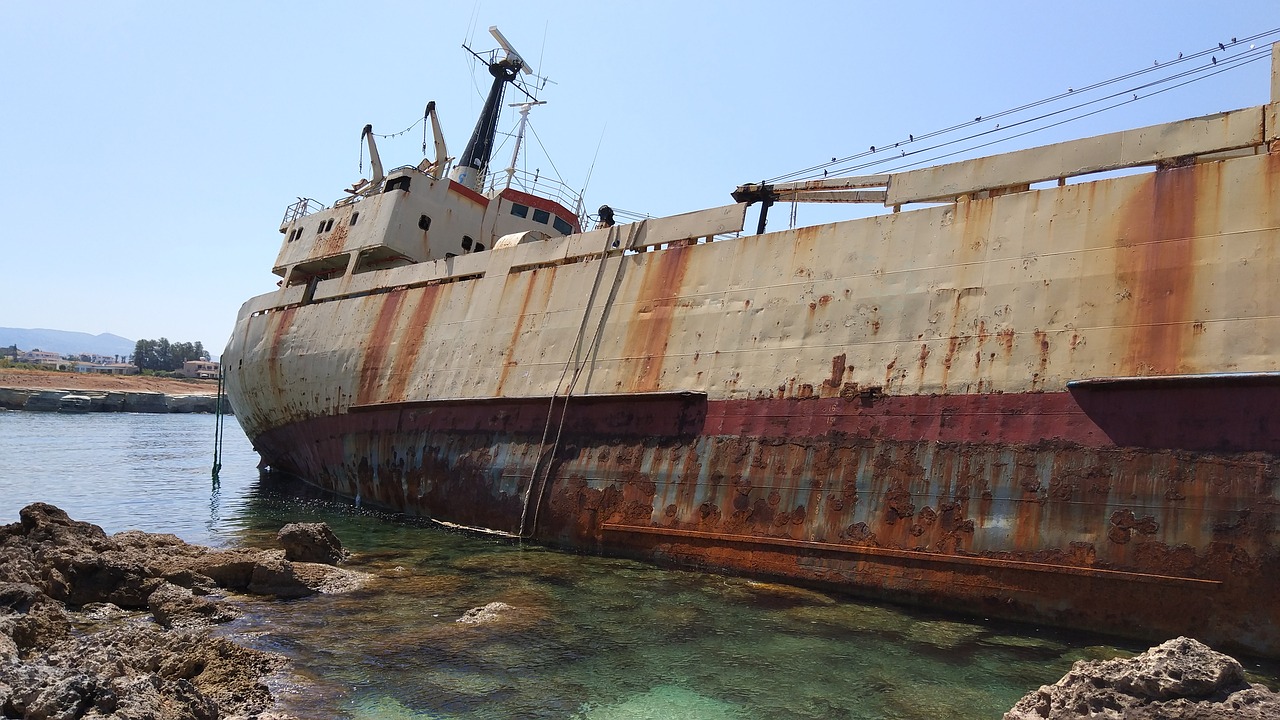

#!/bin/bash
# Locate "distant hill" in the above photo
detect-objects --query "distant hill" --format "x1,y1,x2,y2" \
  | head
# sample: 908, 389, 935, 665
0, 328, 136, 358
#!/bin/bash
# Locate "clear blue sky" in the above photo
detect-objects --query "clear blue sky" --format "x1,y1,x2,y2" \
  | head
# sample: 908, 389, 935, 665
2, 1, 1275, 357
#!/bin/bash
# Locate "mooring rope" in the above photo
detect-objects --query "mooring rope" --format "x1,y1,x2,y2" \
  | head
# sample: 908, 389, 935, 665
211, 366, 225, 484
517, 222, 641, 539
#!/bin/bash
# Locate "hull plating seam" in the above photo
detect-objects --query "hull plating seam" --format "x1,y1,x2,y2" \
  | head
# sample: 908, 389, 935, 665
600, 523, 1224, 588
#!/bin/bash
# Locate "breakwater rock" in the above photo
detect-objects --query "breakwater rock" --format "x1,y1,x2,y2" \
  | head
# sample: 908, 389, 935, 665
1005, 636, 1280, 719
0, 387, 230, 414
0, 503, 364, 718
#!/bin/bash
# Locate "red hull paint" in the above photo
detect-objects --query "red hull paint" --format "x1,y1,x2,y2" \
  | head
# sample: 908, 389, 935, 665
251, 385, 1280, 657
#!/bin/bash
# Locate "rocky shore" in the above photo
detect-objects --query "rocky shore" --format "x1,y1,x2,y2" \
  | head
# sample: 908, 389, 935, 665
1005, 636, 1280, 719
0, 387, 226, 413
0, 503, 362, 719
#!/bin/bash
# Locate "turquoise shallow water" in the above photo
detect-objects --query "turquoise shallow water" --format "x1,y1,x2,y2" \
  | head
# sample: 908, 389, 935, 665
1, 410, 1274, 718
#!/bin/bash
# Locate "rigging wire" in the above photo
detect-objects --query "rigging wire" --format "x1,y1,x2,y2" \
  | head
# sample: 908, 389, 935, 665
766, 29, 1280, 185
524, 119, 567, 186
818, 45, 1271, 181
872, 51, 1272, 177
579, 123, 608, 205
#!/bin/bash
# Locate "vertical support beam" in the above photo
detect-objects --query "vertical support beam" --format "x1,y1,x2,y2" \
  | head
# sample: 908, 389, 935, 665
1272, 42, 1280, 104
1269, 43, 1280, 145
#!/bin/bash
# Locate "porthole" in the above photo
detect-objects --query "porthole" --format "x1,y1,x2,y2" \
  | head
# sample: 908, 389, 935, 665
475, 242, 485, 252
461, 236, 473, 250
419, 215, 432, 231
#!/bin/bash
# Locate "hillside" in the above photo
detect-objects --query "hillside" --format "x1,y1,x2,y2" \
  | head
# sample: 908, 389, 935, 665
0, 328, 135, 357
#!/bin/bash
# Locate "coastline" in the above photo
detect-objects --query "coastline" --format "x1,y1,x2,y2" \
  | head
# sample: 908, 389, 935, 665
0, 368, 226, 414
0, 504, 363, 719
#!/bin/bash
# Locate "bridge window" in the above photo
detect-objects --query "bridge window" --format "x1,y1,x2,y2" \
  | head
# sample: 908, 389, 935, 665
553, 217, 573, 235
510, 203, 529, 218
325, 218, 334, 232
315, 223, 323, 235
418, 215, 432, 231
532, 209, 550, 224
385, 177, 411, 193
350, 212, 359, 226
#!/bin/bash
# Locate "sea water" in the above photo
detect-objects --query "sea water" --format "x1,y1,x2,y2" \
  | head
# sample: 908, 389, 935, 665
1, 411, 1273, 718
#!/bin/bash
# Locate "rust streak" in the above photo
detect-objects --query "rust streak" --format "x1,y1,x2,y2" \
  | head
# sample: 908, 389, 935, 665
357, 291, 408, 405
265, 306, 298, 406
1119, 165, 1200, 374
497, 269, 551, 394
823, 353, 846, 389
383, 285, 443, 402
622, 246, 693, 391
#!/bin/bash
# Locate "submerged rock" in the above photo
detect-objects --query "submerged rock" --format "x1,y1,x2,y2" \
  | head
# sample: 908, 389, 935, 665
1005, 636, 1280, 719
456, 601, 516, 625
0, 502, 367, 719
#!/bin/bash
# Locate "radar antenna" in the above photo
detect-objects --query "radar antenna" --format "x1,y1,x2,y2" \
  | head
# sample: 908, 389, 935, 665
489, 26, 534, 76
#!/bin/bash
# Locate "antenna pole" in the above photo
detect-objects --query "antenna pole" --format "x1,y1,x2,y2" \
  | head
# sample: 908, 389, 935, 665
504, 100, 546, 190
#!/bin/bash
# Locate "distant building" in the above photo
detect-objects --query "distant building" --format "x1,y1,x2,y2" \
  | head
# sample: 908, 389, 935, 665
182, 360, 220, 379
100, 363, 138, 375
72, 362, 135, 375
20, 350, 63, 365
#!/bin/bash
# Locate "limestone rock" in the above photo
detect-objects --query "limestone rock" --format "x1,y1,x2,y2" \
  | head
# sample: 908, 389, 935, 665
1005, 636, 1280, 719
147, 581, 236, 629
0, 503, 369, 719
0, 582, 71, 651
247, 556, 318, 599
277, 522, 347, 565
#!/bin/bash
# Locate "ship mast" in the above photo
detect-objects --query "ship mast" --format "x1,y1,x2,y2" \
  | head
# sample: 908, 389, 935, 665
504, 100, 546, 190
450, 26, 533, 192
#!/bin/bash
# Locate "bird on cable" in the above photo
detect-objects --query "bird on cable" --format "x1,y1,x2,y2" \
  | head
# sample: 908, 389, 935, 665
908, 134, 914, 142
1212, 56, 1218, 64
870, 146, 876, 152
1218, 42, 1225, 50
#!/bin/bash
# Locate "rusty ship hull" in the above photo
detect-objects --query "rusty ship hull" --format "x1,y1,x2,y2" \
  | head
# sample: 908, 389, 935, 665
225, 50, 1280, 655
